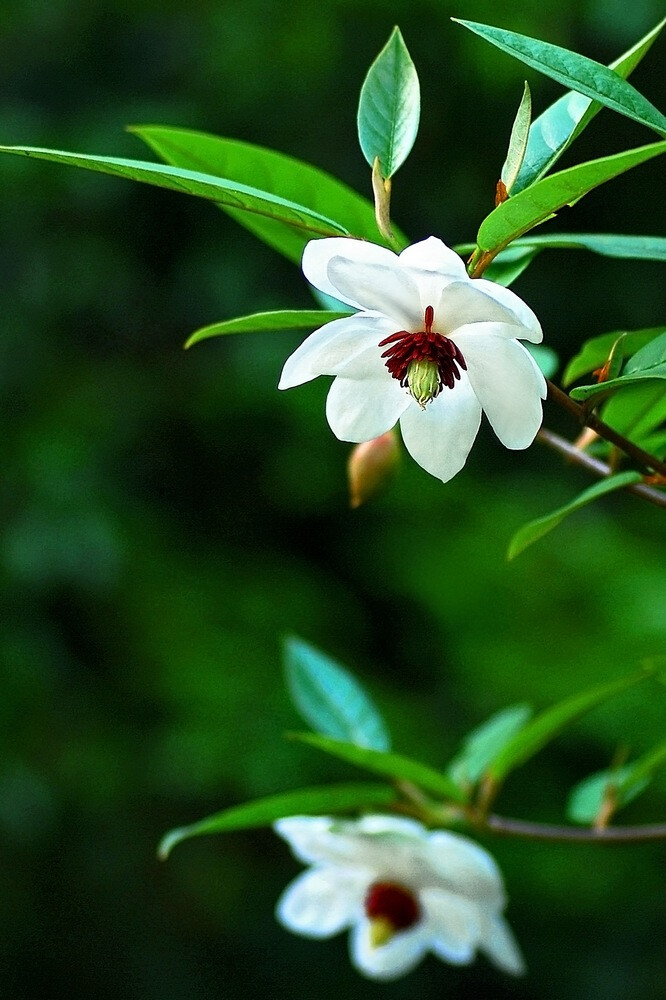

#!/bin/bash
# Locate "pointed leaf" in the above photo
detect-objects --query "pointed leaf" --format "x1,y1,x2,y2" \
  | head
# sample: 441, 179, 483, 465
511, 17, 666, 192
448, 704, 533, 787
185, 309, 352, 348
508, 471, 642, 560
570, 332, 666, 401
511, 233, 666, 261
486, 668, 654, 783
602, 383, 666, 446
158, 783, 397, 859
284, 637, 391, 751
291, 732, 467, 804
475, 142, 666, 258
130, 125, 406, 263
563, 328, 662, 386
453, 20, 666, 139
357, 27, 420, 178
567, 765, 650, 824
501, 82, 532, 192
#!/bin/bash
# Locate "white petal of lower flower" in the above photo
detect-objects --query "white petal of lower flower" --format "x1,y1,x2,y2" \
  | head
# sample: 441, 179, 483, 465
420, 888, 480, 964
438, 281, 542, 341
426, 831, 506, 905
398, 377, 482, 483
461, 277, 542, 342
326, 375, 410, 443
452, 333, 546, 449
274, 816, 340, 864
302, 238, 399, 306
327, 258, 423, 328
276, 865, 367, 938
481, 916, 526, 976
350, 919, 429, 981
278, 314, 394, 389
354, 816, 428, 839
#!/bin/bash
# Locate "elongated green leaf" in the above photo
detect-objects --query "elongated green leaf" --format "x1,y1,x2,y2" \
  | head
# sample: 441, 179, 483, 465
452, 243, 539, 286
617, 740, 666, 791
453, 20, 666, 139
512, 18, 666, 193
457, 235, 666, 278
130, 125, 405, 263
357, 27, 420, 178
475, 142, 666, 258
567, 765, 650, 824
0, 145, 350, 249
501, 82, 532, 192
185, 310, 351, 348
291, 732, 467, 804
158, 783, 396, 859
486, 668, 653, 783
448, 704, 533, 787
563, 328, 662, 386
625, 330, 666, 374
602, 383, 666, 444
508, 471, 642, 560
284, 637, 391, 751
570, 334, 666, 401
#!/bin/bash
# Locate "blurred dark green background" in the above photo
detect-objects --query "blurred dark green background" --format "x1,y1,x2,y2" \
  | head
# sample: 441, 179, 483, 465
1, 0, 665, 997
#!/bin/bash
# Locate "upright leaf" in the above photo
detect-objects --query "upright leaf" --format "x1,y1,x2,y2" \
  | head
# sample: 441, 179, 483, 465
501, 83, 532, 193
448, 704, 533, 786
158, 783, 397, 859
284, 637, 391, 751
357, 27, 420, 178
563, 328, 662, 386
570, 333, 666, 402
453, 20, 666, 138
567, 765, 650, 824
512, 18, 666, 192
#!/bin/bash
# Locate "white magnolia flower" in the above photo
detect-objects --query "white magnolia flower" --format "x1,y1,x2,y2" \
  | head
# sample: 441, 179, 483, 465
274, 814, 524, 981
279, 236, 546, 483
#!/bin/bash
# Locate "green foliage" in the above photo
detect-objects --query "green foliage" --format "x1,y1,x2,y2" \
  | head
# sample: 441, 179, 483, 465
602, 384, 666, 451
567, 765, 650, 825
158, 783, 397, 859
500, 82, 532, 193
570, 331, 666, 402
184, 310, 351, 348
508, 472, 643, 560
511, 234, 666, 261
284, 637, 391, 751
453, 19, 666, 138
448, 704, 533, 787
564, 328, 663, 386
486, 669, 654, 783
130, 126, 400, 263
291, 732, 467, 803
357, 27, 420, 178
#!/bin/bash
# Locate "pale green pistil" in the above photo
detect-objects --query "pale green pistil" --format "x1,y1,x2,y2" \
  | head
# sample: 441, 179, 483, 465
407, 359, 441, 408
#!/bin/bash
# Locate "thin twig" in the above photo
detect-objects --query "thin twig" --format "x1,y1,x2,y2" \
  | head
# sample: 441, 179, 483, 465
484, 814, 666, 843
537, 428, 666, 509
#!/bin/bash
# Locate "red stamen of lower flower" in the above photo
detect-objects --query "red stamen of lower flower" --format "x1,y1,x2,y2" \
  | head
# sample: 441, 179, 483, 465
378, 306, 467, 396
365, 882, 420, 931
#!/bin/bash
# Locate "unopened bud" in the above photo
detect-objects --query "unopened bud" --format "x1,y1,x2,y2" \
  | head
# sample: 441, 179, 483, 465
348, 430, 400, 509
406, 359, 440, 408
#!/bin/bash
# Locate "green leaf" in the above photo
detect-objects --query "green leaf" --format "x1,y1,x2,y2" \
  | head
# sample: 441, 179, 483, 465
570, 333, 666, 401
563, 328, 662, 386
291, 732, 467, 804
617, 740, 666, 791
0, 145, 350, 252
507, 471, 643, 561
567, 765, 650, 824
184, 309, 351, 348
624, 330, 666, 374
284, 637, 391, 751
486, 668, 654, 783
602, 383, 666, 444
475, 142, 666, 258
158, 783, 397, 859
448, 704, 533, 786
357, 27, 420, 178
130, 125, 405, 263
501, 82, 532, 193
451, 243, 539, 286
510, 233, 666, 262
453, 20, 666, 139
511, 18, 666, 193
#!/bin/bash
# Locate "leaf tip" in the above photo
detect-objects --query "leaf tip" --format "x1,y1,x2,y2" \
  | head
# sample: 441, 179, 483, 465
157, 828, 184, 861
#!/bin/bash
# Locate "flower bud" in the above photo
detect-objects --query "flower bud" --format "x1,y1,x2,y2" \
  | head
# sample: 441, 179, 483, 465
406, 359, 440, 408
347, 430, 400, 509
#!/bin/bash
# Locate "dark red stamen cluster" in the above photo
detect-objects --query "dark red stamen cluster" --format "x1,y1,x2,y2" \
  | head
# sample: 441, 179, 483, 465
365, 881, 420, 931
378, 305, 467, 395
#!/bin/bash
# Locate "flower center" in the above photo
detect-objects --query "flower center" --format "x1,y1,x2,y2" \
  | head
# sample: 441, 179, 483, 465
378, 305, 467, 407
364, 881, 420, 947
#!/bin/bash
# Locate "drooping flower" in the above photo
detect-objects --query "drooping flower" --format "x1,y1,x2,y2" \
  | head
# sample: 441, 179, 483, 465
279, 237, 546, 483
274, 814, 524, 981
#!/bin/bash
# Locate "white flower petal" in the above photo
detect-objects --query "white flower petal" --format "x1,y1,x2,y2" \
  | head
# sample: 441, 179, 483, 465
398, 236, 469, 280
353, 816, 428, 839
350, 919, 429, 981
302, 238, 400, 305
452, 333, 546, 449
420, 888, 480, 964
326, 375, 410, 443
327, 258, 423, 328
437, 281, 542, 342
278, 314, 394, 389
398, 376, 482, 483
425, 830, 506, 905
276, 865, 367, 938
481, 916, 526, 976
274, 816, 351, 866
